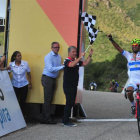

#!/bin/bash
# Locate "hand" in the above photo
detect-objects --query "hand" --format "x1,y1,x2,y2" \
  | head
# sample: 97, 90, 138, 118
7, 66, 11, 70
28, 83, 32, 89
79, 52, 85, 59
62, 65, 65, 68
107, 34, 113, 41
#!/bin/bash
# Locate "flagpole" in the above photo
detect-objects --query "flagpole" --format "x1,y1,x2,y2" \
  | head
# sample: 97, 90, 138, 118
85, 45, 92, 53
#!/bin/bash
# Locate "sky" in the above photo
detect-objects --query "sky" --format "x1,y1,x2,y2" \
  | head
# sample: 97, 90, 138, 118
0, 0, 7, 18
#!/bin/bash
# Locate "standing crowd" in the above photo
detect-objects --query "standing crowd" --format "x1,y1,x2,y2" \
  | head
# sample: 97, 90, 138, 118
0, 42, 93, 127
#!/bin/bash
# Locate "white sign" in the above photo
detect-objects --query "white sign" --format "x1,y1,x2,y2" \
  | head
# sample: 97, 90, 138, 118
0, 70, 26, 137
0, 0, 7, 18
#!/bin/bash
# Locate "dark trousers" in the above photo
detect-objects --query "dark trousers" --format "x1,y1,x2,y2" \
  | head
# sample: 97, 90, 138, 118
41, 75, 56, 120
14, 85, 28, 116
63, 86, 77, 123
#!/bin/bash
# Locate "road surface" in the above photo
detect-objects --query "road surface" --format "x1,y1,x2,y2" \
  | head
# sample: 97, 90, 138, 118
1, 90, 140, 140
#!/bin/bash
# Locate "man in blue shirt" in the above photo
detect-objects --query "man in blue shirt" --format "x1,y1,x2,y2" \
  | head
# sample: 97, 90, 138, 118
41, 42, 64, 124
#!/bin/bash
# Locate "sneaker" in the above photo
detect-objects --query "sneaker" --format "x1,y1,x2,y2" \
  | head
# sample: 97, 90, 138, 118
131, 106, 136, 115
63, 122, 77, 127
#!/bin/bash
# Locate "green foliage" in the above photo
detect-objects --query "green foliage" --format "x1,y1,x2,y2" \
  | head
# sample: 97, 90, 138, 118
112, 0, 140, 26
112, 0, 140, 9
84, 54, 128, 92
127, 4, 140, 26
0, 32, 4, 45
84, 0, 140, 91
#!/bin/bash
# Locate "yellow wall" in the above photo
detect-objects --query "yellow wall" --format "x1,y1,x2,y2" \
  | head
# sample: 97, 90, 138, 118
9, 0, 82, 104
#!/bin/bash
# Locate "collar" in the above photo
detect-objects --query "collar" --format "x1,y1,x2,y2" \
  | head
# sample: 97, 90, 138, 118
51, 51, 58, 56
12, 60, 24, 67
67, 57, 75, 61
133, 51, 140, 55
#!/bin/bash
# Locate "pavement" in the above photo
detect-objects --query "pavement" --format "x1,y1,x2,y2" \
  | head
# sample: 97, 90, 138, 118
82, 90, 131, 119
1, 90, 140, 140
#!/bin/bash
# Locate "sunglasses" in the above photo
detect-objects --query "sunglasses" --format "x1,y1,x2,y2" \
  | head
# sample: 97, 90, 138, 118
132, 44, 139, 47
52, 47, 60, 49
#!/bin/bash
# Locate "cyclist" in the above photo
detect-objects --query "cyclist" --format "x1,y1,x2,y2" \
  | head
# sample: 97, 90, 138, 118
108, 35, 140, 114
89, 81, 97, 91
110, 79, 119, 92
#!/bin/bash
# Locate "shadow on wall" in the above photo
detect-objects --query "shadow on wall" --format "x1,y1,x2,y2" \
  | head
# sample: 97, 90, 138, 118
84, 53, 128, 92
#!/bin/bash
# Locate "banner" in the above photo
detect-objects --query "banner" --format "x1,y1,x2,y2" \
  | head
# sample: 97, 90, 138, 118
0, 71, 26, 137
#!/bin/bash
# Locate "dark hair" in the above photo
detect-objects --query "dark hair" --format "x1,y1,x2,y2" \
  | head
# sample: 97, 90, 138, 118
51, 42, 59, 48
68, 46, 77, 53
11, 51, 21, 62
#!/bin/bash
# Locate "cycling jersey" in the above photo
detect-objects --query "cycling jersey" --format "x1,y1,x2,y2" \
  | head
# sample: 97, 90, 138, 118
122, 50, 140, 87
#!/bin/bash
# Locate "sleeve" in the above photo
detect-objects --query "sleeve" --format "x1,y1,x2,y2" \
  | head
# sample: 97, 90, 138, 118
45, 55, 64, 72
63, 59, 71, 67
26, 62, 31, 72
122, 50, 131, 60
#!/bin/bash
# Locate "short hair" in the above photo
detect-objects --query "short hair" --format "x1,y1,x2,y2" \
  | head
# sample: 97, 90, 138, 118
51, 42, 59, 48
68, 46, 77, 53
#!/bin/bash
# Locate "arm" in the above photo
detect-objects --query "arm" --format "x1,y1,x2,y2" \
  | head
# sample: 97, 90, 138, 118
26, 62, 32, 88
27, 72, 32, 89
0, 67, 10, 71
0, 55, 5, 68
0, 61, 3, 66
108, 34, 123, 53
45, 56, 64, 72
83, 49, 93, 66
68, 53, 85, 67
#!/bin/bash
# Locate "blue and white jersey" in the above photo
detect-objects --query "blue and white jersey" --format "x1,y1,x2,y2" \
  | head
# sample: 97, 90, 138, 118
122, 50, 140, 84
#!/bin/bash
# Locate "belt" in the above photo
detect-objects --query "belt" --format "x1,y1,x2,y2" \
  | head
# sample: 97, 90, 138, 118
42, 75, 56, 79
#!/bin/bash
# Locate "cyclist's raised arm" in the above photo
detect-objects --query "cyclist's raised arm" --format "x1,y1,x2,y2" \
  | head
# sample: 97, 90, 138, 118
108, 34, 123, 53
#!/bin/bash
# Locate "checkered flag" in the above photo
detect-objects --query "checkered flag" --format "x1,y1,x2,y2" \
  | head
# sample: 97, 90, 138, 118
81, 12, 98, 45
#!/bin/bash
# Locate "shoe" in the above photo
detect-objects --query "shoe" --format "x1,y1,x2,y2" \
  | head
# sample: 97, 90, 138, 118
63, 122, 77, 127
40, 119, 57, 124
131, 106, 136, 115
